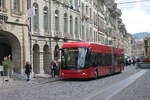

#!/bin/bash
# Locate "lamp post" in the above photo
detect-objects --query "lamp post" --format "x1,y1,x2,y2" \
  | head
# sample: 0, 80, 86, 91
27, 0, 32, 65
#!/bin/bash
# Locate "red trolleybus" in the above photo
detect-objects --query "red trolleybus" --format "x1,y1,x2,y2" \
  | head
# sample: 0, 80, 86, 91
60, 42, 124, 79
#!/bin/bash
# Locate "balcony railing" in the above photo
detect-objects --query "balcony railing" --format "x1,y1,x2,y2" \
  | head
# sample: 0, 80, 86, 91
54, 32, 63, 38
11, 9, 22, 16
0, 8, 7, 13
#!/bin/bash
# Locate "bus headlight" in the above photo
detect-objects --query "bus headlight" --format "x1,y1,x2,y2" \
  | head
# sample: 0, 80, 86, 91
82, 72, 86, 75
61, 72, 64, 75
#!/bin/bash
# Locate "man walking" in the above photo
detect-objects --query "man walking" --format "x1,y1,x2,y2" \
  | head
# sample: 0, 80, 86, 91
25, 61, 32, 81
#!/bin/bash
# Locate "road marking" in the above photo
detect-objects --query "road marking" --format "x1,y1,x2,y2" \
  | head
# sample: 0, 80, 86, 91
84, 70, 148, 100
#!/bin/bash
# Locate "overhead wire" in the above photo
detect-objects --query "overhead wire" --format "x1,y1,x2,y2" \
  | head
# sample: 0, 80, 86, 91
117, 0, 150, 5
119, 4, 150, 8
117, 0, 150, 8
118, 4, 150, 8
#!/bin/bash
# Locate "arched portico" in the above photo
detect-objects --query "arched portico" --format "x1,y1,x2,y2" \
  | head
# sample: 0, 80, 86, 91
33, 44, 40, 74
43, 44, 50, 74
0, 31, 21, 73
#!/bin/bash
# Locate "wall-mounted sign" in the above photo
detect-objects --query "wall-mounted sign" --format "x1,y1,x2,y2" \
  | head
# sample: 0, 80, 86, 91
0, 14, 8, 22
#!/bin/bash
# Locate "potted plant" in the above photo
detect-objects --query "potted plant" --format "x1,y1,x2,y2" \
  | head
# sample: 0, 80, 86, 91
2, 56, 12, 77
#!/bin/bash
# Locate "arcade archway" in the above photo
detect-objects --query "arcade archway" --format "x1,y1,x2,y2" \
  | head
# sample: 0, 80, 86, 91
43, 44, 50, 74
33, 44, 40, 74
0, 31, 21, 73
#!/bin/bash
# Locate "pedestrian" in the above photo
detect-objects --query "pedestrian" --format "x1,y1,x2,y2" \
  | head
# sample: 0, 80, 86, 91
25, 61, 32, 81
50, 59, 57, 78
126, 60, 128, 66
128, 59, 131, 66
132, 59, 136, 66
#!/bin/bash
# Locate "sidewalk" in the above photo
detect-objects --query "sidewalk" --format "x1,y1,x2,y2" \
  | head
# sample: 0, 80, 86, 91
0, 75, 60, 89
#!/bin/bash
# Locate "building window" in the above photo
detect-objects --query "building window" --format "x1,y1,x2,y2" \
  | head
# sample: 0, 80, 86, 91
94, 31, 95, 42
94, 12, 96, 25
64, 13, 68, 33
75, 18, 78, 38
99, 0, 104, 13
82, 25, 84, 40
27, 0, 30, 9
70, 16, 73, 37
86, 6, 88, 14
55, 10, 59, 32
81, 3, 84, 13
90, 28, 92, 41
33, 3, 39, 33
43, 6, 48, 34
86, 26, 88, 41
13, 0, 20, 12
90, 8, 92, 23
75, 0, 78, 8
69, 0, 73, 5
0, 0, 5, 8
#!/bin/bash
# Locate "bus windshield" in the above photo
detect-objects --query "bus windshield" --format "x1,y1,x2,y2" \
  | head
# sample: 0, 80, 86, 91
61, 47, 88, 70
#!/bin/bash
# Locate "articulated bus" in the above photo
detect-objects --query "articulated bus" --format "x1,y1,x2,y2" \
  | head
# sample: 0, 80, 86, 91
60, 42, 124, 79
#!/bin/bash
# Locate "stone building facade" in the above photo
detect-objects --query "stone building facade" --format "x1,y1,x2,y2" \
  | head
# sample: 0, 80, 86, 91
0, 0, 129, 75
0, 0, 29, 74
28, 0, 129, 76
25, 0, 127, 74
132, 38, 144, 58
124, 33, 132, 56
144, 37, 150, 57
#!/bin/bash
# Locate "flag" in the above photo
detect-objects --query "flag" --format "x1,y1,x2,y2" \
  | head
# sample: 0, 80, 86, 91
27, 7, 35, 17
24, 18, 29, 25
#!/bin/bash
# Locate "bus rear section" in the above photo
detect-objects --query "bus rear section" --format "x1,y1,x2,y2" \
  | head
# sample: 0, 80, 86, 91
112, 48, 124, 74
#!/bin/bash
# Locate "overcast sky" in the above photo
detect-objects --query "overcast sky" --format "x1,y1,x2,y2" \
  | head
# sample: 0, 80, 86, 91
116, 0, 150, 34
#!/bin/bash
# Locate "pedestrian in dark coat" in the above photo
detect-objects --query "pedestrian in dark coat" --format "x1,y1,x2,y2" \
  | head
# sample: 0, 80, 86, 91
50, 60, 57, 78
133, 59, 136, 66
126, 60, 128, 66
25, 61, 32, 81
129, 59, 131, 65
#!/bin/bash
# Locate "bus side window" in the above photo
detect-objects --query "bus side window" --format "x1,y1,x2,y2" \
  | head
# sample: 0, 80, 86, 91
114, 55, 118, 65
105, 53, 109, 66
91, 52, 97, 67
91, 52, 94, 66
85, 51, 92, 67
102, 53, 105, 66
95, 53, 99, 67
97, 53, 102, 66
107, 53, 112, 66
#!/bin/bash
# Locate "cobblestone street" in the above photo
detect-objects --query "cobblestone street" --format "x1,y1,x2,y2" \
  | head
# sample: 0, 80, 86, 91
0, 0, 148, 99
0, 65, 146, 100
